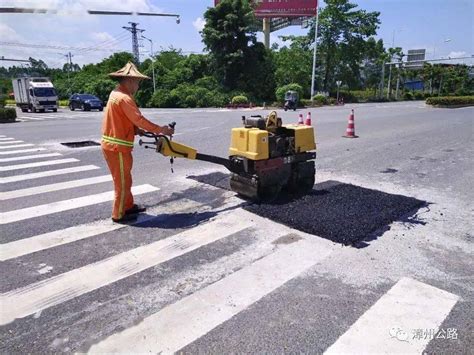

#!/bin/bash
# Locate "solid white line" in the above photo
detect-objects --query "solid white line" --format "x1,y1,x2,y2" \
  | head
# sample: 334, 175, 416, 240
0, 214, 252, 325
0, 148, 47, 155
0, 184, 158, 224
324, 277, 459, 354
0, 198, 200, 261
0, 135, 7, 138
0, 174, 112, 200
0, 140, 23, 145
0, 158, 79, 172
89, 237, 334, 353
0, 138, 15, 141
0, 153, 62, 163
0, 165, 100, 184
17, 116, 45, 121
0, 144, 34, 150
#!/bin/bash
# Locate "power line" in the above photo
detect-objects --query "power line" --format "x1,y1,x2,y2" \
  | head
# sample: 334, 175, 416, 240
0, 40, 130, 53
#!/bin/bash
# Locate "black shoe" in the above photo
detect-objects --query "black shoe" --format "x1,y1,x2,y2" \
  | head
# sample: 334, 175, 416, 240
112, 213, 138, 224
125, 204, 147, 215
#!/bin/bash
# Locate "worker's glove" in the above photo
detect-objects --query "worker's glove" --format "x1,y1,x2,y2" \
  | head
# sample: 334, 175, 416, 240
136, 128, 146, 137
160, 126, 174, 136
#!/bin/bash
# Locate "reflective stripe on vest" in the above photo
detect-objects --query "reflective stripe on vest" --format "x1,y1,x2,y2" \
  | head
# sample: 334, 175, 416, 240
102, 135, 134, 148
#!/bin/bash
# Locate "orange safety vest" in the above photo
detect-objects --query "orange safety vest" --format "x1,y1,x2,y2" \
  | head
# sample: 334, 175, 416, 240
101, 84, 162, 152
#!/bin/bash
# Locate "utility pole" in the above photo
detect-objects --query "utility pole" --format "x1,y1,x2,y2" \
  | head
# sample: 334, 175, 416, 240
310, 4, 320, 102
123, 22, 145, 65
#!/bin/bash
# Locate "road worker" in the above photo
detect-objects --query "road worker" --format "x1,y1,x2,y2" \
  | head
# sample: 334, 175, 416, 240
102, 61, 174, 223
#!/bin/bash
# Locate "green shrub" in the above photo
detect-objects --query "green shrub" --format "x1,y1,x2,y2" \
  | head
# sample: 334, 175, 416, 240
333, 90, 358, 103
413, 91, 424, 100
58, 100, 69, 107
275, 83, 303, 103
0, 107, 17, 122
426, 96, 474, 106
0, 95, 6, 108
5, 99, 16, 106
300, 99, 311, 107
327, 97, 337, 105
403, 91, 413, 100
312, 94, 327, 106
231, 95, 249, 105
424, 92, 433, 99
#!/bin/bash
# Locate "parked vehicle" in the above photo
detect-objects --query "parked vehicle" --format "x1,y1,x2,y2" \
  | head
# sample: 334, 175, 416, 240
283, 90, 298, 111
69, 94, 104, 111
12, 77, 58, 113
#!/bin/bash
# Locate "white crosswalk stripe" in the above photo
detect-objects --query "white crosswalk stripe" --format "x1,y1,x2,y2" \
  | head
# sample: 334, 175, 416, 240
0, 198, 201, 261
0, 158, 79, 172
0, 213, 252, 325
89, 235, 334, 353
324, 277, 459, 354
0, 143, 35, 150
0, 152, 62, 163
0, 147, 47, 155
0, 165, 100, 183
0, 184, 158, 224
0, 174, 111, 200
0, 140, 23, 144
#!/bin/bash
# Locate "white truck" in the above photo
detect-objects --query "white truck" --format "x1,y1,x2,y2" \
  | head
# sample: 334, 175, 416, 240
12, 77, 58, 113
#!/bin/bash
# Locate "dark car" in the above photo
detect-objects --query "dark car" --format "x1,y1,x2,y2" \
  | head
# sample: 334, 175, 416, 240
69, 94, 103, 111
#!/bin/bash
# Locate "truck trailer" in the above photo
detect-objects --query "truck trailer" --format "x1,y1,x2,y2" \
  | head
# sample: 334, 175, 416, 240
12, 77, 58, 113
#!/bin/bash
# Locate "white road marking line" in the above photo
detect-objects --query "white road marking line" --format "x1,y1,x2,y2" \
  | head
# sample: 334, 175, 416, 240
0, 148, 46, 155
324, 277, 459, 354
0, 184, 158, 224
17, 116, 44, 121
89, 237, 334, 353
0, 198, 201, 261
0, 158, 79, 172
0, 138, 15, 141
0, 135, 7, 138
0, 174, 112, 200
0, 165, 99, 184
0, 153, 62, 163
0, 144, 35, 150
1, 214, 252, 325
0, 140, 23, 145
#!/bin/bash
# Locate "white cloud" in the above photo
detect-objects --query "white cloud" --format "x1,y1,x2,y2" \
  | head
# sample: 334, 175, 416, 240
193, 17, 206, 32
447, 51, 467, 59
0, 23, 24, 42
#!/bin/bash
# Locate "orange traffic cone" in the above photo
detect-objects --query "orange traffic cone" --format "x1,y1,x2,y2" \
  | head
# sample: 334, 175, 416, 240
305, 112, 312, 126
343, 109, 358, 138
298, 113, 304, 124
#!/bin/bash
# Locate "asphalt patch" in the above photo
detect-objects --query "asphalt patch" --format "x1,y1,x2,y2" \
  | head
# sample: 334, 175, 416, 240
187, 173, 426, 246
245, 180, 426, 246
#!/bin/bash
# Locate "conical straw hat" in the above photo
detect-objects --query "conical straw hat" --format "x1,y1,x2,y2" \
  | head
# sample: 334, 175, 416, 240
108, 61, 150, 80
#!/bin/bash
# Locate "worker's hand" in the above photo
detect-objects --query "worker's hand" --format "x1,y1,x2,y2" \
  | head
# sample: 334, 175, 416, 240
136, 128, 146, 136
160, 125, 174, 136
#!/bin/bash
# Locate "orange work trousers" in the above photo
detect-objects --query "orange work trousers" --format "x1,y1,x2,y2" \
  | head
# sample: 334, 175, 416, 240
102, 149, 134, 219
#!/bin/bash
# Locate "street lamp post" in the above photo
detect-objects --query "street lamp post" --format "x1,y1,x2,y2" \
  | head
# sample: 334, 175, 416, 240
142, 35, 156, 94
336, 80, 342, 103
431, 38, 451, 94
387, 29, 403, 99
310, 4, 319, 102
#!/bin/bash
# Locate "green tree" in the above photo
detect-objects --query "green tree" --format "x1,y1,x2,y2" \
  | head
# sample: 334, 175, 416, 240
202, 0, 256, 89
308, 0, 381, 91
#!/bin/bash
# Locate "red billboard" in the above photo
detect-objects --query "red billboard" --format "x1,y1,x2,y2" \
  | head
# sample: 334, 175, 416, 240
214, 0, 317, 18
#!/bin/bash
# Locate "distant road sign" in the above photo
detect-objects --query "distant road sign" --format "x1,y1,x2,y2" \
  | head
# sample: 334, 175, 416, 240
406, 49, 426, 69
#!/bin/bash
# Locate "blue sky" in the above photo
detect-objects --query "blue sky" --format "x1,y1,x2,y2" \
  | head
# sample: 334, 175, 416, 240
0, 0, 472, 68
